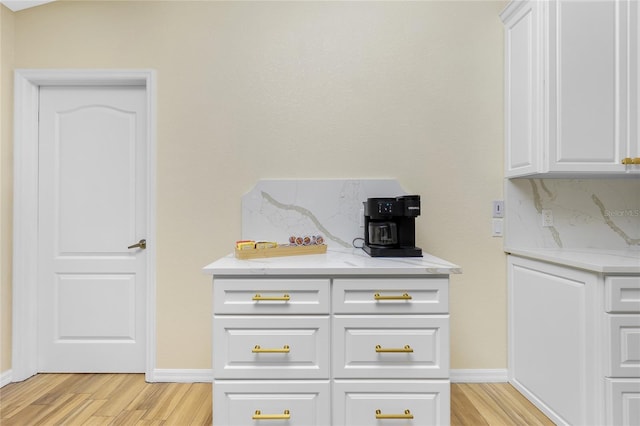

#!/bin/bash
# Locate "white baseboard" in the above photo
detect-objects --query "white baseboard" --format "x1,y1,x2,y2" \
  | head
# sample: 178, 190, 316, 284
450, 368, 508, 383
150, 368, 213, 383
0, 369, 13, 388
148, 368, 506, 384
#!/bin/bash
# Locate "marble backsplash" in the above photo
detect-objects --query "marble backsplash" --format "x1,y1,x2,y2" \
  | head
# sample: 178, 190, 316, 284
505, 179, 640, 250
241, 179, 408, 248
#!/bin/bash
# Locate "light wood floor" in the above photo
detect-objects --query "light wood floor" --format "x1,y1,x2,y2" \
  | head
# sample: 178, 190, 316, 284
1, 374, 554, 425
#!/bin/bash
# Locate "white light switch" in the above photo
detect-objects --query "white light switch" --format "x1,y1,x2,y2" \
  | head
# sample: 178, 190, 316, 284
492, 218, 503, 237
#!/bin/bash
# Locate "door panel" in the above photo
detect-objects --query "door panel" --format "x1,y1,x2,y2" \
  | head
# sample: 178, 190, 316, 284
56, 274, 136, 340
57, 104, 136, 254
38, 85, 147, 372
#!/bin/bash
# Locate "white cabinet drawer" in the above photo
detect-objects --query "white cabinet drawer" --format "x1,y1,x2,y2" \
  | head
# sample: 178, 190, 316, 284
333, 278, 448, 314
333, 380, 450, 426
605, 378, 640, 426
213, 316, 330, 379
213, 278, 330, 314
607, 314, 640, 378
606, 276, 640, 313
214, 380, 330, 426
333, 315, 449, 379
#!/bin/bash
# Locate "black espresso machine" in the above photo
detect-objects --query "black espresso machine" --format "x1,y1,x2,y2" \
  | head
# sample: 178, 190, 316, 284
363, 195, 422, 257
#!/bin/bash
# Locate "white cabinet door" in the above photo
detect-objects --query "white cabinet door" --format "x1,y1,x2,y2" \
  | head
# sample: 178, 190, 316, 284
606, 276, 640, 313
606, 378, 640, 426
632, 0, 640, 161
548, 0, 622, 173
607, 315, 640, 378
333, 380, 450, 426
508, 256, 597, 425
503, 0, 541, 177
214, 380, 330, 426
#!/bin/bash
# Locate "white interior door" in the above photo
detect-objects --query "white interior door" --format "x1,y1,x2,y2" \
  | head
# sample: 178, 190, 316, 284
37, 85, 147, 372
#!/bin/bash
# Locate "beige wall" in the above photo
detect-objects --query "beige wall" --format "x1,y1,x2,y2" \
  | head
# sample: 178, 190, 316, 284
1, 3, 15, 374
2, 0, 507, 373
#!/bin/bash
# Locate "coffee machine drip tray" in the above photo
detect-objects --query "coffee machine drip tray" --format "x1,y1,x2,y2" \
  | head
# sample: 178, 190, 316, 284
363, 245, 423, 258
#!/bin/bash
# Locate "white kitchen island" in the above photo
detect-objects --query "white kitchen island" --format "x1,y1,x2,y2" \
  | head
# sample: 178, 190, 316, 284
204, 247, 461, 426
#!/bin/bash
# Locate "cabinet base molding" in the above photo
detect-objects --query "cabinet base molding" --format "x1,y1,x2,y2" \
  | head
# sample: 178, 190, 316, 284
148, 368, 506, 384
450, 369, 508, 383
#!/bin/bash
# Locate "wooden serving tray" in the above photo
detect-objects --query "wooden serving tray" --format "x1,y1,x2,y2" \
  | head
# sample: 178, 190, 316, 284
235, 244, 327, 260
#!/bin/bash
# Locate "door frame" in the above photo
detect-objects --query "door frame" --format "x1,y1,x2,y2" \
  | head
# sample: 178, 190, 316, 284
12, 69, 157, 382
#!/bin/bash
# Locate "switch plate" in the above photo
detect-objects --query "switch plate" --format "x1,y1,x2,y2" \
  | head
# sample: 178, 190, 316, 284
541, 209, 553, 227
492, 200, 504, 218
492, 218, 503, 237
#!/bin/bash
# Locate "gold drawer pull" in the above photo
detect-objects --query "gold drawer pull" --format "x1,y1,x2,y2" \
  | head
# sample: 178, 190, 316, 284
252, 345, 290, 353
252, 409, 291, 420
375, 409, 414, 419
253, 293, 290, 301
374, 292, 412, 300
375, 344, 413, 353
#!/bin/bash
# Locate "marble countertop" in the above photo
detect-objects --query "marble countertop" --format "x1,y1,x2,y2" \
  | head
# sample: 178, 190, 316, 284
505, 247, 640, 274
203, 247, 462, 276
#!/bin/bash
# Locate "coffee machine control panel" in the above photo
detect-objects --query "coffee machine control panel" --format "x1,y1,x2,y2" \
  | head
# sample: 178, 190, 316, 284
377, 200, 395, 215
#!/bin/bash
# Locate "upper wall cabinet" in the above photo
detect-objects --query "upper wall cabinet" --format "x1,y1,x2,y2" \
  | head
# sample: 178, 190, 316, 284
501, 0, 639, 177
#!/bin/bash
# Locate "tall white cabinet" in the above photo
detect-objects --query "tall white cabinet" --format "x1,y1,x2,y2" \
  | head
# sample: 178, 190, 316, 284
502, 1, 640, 423
501, 0, 639, 176
204, 249, 460, 426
